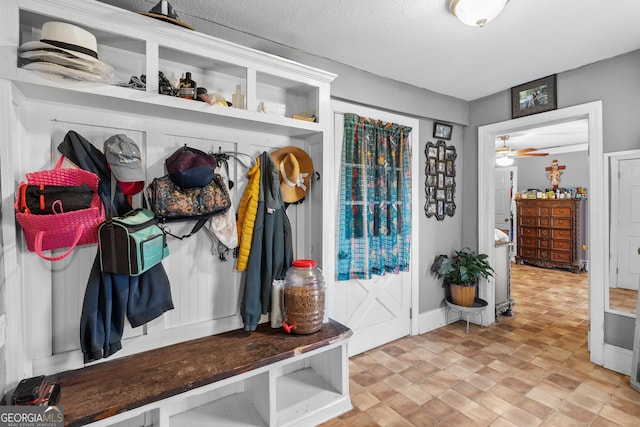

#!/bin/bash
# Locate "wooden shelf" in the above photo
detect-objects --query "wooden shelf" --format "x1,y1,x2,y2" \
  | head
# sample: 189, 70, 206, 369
46, 320, 352, 426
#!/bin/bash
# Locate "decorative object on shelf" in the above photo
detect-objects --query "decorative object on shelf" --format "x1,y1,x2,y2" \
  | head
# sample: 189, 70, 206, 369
424, 140, 456, 220
431, 248, 494, 307
511, 74, 557, 119
433, 122, 453, 140
178, 72, 197, 100
545, 159, 565, 189
270, 146, 314, 203
137, 0, 194, 30
449, 0, 509, 27
232, 84, 245, 109
292, 111, 316, 122
19, 21, 115, 82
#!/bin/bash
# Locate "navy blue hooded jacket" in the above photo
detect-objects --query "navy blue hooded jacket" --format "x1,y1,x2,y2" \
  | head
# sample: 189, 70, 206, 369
58, 131, 174, 363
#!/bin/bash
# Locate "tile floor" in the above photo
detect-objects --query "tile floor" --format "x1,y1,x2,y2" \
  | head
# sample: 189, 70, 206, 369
320, 263, 640, 426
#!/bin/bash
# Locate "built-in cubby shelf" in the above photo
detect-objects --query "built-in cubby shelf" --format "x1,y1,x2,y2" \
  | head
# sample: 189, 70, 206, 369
2, 1, 346, 426
9, 0, 334, 137
46, 321, 352, 427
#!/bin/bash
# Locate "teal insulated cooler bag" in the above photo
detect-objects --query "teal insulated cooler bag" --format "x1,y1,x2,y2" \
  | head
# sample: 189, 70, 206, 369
99, 208, 168, 276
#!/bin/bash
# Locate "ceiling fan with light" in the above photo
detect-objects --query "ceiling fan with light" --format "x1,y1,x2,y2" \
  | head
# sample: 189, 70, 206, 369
495, 135, 548, 166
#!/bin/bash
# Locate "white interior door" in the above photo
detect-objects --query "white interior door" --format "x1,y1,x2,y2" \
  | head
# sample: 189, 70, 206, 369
330, 101, 418, 357
614, 157, 640, 291
495, 167, 512, 236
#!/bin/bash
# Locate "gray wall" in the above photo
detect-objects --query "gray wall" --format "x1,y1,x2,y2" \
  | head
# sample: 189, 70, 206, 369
469, 50, 640, 349
465, 49, 640, 250
418, 121, 464, 313
96, 0, 470, 314
509, 151, 589, 192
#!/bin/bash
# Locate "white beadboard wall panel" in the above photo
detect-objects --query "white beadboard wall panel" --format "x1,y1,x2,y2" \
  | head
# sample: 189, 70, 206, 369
17, 93, 319, 374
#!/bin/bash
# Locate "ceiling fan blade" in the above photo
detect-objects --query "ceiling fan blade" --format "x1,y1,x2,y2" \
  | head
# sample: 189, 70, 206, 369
517, 152, 549, 157
515, 147, 539, 154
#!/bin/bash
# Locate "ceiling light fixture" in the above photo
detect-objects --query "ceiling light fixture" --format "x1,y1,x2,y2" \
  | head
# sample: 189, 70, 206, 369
495, 155, 514, 167
450, 0, 509, 27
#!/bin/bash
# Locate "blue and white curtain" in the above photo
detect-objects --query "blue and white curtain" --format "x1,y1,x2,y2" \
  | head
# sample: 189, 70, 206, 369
337, 113, 412, 280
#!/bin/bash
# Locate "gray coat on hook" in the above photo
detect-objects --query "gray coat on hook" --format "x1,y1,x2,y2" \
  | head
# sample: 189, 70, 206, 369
241, 151, 293, 331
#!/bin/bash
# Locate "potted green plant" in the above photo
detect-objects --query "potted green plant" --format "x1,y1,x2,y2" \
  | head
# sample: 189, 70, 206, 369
431, 248, 494, 307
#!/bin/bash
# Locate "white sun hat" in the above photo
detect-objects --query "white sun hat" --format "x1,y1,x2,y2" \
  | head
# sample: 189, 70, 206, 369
20, 21, 104, 64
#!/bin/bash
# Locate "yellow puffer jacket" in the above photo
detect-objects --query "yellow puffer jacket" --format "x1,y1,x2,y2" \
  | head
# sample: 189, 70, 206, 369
235, 157, 261, 271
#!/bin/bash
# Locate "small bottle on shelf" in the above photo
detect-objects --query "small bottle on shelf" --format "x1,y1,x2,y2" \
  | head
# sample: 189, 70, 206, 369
179, 72, 197, 100
231, 84, 245, 109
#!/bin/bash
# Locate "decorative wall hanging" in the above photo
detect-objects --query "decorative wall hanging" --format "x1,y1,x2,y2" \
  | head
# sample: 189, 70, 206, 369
545, 159, 565, 189
433, 122, 453, 140
425, 140, 456, 220
511, 74, 557, 119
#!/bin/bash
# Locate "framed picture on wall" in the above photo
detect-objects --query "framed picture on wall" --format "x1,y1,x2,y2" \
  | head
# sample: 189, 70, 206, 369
511, 74, 557, 119
424, 140, 456, 221
433, 122, 453, 140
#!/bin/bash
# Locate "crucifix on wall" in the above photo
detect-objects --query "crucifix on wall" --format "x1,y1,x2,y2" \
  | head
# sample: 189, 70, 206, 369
545, 159, 565, 189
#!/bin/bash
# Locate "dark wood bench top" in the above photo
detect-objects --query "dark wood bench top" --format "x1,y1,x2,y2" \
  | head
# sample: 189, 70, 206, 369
47, 319, 352, 427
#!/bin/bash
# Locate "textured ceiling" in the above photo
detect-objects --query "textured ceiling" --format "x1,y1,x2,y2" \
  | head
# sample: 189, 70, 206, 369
159, 0, 640, 102
101, 0, 633, 151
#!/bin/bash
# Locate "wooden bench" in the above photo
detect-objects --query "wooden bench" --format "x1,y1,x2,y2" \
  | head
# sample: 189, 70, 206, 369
46, 319, 352, 427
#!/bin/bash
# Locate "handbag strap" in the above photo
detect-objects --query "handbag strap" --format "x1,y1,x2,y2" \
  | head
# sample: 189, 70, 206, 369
161, 218, 208, 240
109, 175, 117, 220
34, 224, 84, 261
54, 154, 65, 169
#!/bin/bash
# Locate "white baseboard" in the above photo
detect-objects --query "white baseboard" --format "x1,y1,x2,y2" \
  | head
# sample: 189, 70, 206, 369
418, 307, 448, 334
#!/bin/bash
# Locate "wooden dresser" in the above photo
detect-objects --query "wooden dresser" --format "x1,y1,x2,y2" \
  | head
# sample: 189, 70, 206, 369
515, 198, 586, 273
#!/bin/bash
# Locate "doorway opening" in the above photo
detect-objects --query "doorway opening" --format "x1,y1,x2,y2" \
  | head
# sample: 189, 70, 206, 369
478, 101, 606, 368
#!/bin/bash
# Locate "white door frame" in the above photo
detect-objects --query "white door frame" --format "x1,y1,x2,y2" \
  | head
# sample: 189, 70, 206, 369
606, 150, 640, 295
495, 166, 518, 240
478, 101, 605, 365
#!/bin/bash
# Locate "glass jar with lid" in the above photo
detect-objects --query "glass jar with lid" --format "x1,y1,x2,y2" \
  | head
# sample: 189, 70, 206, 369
282, 259, 325, 334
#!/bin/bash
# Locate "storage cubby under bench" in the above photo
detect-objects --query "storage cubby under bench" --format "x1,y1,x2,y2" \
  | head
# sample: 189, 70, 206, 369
46, 319, 352, 427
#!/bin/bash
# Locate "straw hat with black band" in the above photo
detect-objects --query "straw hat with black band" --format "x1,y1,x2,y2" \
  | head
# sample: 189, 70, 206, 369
19, 21, 112, 68
137, 0, 195, 30
270, 146, 314, 203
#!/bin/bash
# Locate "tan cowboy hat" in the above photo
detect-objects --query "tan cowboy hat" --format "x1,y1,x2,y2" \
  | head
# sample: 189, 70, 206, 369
270, 146, 314, 203
137, 1, 195, 30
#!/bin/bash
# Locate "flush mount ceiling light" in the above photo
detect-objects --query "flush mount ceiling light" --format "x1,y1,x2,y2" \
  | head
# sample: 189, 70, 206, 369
450, 0, 509, 27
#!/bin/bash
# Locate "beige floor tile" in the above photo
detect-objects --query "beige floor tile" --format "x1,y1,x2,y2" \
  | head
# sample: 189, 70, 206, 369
598, 404, 640, 427
320, 264, 640, 427
475, 393, 513, 416
501, 405, 543, 427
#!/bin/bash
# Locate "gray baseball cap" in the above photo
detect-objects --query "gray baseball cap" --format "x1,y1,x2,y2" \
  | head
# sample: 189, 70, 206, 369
104, 134, 145, 182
